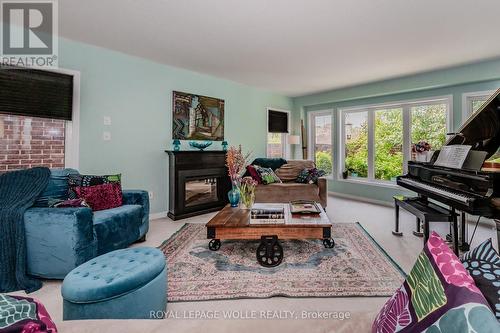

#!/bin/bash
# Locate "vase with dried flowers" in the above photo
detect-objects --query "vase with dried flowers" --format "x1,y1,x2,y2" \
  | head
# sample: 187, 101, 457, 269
225, 145, 251, 207
239, 176, 258, 209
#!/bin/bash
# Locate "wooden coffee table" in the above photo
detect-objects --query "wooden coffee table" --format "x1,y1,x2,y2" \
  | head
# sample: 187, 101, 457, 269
205, 203, 334, 267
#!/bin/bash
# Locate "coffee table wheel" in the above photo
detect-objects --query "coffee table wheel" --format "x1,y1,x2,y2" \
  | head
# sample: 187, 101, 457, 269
323, 238, 335, 248
208, 239, 221, 251
256, 236, 283, 267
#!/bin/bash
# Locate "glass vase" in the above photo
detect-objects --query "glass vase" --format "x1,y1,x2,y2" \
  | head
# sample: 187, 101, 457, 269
240, 192, 255, 210
227, 186, 240, 208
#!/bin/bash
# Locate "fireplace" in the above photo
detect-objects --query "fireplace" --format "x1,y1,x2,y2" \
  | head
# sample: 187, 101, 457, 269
185, 178, 218, 207
166, 151, 231, 220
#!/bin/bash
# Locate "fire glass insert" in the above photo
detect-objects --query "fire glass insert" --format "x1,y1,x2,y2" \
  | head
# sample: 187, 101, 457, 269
185, 178, 218, 207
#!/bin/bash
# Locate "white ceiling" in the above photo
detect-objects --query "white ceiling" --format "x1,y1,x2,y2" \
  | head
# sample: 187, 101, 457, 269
59, 0, 500, 97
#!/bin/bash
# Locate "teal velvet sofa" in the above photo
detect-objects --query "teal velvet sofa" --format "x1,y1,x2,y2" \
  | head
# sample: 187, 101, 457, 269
24, 169, 150, 279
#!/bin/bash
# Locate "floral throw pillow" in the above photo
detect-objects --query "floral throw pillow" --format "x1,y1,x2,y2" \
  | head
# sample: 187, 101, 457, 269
461, 238, 500, 321
74, 183, 123, 211
295, 169, 310, 183
254, 165, 282, 185
295, 168, 326, 184
372, 232, 500, 333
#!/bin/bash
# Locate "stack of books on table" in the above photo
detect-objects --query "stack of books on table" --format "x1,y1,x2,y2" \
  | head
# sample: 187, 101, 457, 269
249, 204, 286, 224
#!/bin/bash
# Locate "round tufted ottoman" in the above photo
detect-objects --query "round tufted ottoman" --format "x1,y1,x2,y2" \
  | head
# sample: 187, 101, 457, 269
61, 247, 167, 320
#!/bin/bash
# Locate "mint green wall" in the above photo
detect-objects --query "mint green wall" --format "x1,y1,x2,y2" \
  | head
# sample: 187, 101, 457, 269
293, 58, 500, 203
58, 38, 292, 214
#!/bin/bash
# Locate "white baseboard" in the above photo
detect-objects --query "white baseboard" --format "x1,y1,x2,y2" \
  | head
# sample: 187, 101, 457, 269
328, 191, 393, 207
150, 211, 169, 220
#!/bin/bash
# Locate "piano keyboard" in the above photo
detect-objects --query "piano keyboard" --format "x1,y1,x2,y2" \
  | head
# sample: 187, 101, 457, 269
398, 178, 473, 204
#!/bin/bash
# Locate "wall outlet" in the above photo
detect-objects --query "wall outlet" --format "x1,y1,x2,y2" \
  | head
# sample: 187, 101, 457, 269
148, 191, 154, 200
103, 116, 112, 125
103, 131, 111, 141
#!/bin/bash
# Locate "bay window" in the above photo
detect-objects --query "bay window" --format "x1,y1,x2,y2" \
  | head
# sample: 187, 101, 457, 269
339, 96, 452, 183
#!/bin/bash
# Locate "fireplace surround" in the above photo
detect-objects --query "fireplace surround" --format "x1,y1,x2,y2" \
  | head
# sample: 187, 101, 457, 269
166, 151, 231, 220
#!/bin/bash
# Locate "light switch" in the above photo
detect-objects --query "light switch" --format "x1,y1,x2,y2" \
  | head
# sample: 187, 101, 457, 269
103, 116, 112, 125
103, 131, 111, 141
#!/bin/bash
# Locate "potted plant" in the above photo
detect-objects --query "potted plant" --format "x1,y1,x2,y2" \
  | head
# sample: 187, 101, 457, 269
342, 168, 354, 179
412, 141, 433, 162
239, 176, 258, 210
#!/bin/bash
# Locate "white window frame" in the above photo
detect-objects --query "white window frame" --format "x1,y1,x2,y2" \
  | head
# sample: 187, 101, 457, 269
266, 107, 291, 159
338, 95, 452, 186
1, 67, 80, 170
308, 110, 334, 178
461, 90, 496, 124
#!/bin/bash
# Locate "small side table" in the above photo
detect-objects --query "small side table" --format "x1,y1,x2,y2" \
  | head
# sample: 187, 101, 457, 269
393, 195, 459, 255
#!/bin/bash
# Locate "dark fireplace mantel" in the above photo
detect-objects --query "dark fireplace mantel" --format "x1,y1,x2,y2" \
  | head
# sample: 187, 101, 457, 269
165, 150, 231, 220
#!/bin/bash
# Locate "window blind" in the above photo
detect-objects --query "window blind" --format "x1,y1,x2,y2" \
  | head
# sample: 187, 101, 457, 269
0, 67, 73, 120
268, 110, 288, 133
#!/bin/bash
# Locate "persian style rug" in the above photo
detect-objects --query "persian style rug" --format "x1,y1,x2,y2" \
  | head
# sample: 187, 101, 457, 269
159, 223, 405, 302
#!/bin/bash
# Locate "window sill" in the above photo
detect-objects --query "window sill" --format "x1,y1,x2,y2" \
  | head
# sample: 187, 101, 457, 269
336, 177, 402, 189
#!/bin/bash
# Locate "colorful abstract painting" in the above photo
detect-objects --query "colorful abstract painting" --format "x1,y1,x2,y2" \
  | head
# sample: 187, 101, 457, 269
172, 91, 224, 141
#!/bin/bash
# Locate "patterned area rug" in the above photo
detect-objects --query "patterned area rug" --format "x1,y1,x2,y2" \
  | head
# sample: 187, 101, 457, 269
159, 223, 405, 302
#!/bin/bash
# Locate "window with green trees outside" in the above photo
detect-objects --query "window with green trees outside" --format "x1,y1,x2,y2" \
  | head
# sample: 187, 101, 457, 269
341, 97, 450, 182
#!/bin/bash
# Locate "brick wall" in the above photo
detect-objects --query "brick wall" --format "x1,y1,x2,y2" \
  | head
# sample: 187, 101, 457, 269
0, 114, 65, 172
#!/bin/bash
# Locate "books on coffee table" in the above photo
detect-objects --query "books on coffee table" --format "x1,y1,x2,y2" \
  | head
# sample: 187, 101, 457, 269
250, 203, 286, 224
248, 203, 329, 225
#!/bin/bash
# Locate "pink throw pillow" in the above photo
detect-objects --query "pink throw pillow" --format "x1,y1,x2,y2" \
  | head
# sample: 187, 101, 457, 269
246, 165, 262, 184
74, 183, 122, 211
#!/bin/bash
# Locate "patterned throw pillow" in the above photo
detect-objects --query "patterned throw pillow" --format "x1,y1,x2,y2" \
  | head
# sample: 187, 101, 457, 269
74, 183, 123, 211
307, 168, 326, 184
461, 238, 500, 321
68, 174, 121, 198
0, 294, 57, 333
372, 232, 500, 333
254, 166, 282, 185
296, 169, 310, 183
295, 168, 326, 184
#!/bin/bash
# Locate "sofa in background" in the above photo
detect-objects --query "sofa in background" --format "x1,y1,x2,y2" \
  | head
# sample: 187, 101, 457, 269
254, 160, 327, 208
24, 169, 150, 279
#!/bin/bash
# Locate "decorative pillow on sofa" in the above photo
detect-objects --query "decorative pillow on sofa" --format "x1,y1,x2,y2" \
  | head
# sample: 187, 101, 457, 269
372, 232, 500, 333
461, 238, 500, 321
246, 165, 262, 184
68, 173, 121, 198
296, 168, 326, 184
254, 166, 282, 185
0, 294, 57, 333
74, 183, 123, 211
249, 158, 287, 171
296, 169, 310, 183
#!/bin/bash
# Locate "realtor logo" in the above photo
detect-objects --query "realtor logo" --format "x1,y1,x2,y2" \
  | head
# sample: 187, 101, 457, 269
1, 0, 58, 67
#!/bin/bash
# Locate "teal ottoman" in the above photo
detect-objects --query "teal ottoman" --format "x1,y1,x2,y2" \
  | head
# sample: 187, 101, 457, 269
61, 247, 166, 320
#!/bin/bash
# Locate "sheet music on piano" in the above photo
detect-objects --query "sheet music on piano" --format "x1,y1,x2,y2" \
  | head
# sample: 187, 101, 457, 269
434, 145, 472, 169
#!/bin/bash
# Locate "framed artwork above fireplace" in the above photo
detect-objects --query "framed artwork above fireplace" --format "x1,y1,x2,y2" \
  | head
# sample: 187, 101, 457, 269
172, 91, 225, 141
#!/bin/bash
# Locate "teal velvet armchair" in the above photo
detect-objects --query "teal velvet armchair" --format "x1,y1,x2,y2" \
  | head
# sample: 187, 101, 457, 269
24, 169, 150, 279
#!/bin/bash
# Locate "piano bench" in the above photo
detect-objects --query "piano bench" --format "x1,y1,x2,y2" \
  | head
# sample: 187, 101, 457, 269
393, 195, 460, 255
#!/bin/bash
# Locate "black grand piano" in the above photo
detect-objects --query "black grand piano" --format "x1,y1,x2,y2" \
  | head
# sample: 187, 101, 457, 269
396, 88, 500, 251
